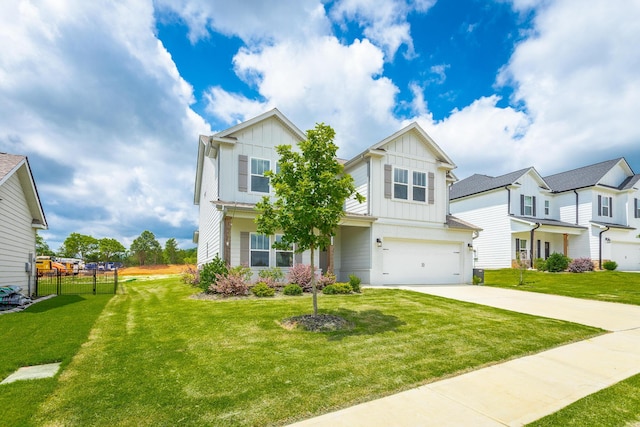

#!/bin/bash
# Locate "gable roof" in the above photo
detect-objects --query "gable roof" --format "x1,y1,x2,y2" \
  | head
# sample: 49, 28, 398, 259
214, 108, 306, 142
543, 158, 628, 193
450, 167, 537, 200
620, 174, 640, 191
0, 152, 47, 229
344, 122, 456, 170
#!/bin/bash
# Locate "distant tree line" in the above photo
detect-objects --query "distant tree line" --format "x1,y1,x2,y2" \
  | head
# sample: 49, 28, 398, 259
36, 230, 196, 266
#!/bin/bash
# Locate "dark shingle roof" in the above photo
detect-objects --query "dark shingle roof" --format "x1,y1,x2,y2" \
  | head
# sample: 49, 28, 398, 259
543, 158, 623, 193
446, 215, 482, 231
511, 215, 587, 229
450, 167, 532, 200
620, 174, 640, 190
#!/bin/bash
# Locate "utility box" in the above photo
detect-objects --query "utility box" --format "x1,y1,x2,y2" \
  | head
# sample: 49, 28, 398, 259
472, 268, 484, 285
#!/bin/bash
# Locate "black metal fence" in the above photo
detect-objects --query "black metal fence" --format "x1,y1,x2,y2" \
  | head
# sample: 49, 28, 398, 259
35, 269, 118, 296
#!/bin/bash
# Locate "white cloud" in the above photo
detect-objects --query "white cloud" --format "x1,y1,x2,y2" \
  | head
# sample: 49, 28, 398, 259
0, 0, 210, 248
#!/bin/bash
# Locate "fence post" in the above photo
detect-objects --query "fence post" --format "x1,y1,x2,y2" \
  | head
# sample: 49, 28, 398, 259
114, 269, 118, 294
57, 269, 61, 295
93, 269, 97, 295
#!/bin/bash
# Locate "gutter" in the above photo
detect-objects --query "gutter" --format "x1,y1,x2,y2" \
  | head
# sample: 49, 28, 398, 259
505, 186, 511, 215
573, 190, 579, 224
598, 225, 610, 270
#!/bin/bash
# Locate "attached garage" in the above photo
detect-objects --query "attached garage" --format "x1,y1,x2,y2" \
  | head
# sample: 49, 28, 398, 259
381, 239, 464, 284
610, 242, 640, 271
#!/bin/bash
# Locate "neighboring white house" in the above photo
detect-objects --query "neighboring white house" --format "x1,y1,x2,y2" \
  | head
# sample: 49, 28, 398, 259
450, 158, 640, 270
0, 153, 47, 294
194, 108, 479, 285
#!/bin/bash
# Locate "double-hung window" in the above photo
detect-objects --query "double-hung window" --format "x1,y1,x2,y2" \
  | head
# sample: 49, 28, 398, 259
544, 200, 550, 216
251, 158, 270, 193
601, 196, 611, 217
275, 235, 294, 267
394, 168, 409, 200
412, 171, 426, 202
635, 198, 640, 219
250, 233, 270, 267
523, 196, 534, 216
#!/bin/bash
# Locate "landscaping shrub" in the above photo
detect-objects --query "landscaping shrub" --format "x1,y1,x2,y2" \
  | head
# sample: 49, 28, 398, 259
210, 271, 250, 296
287, 264, 312, 289
251, 282, 275, 297
255, 276, 281, 290
568, 258, 594, 273
318, 273, 336, 288
229, 264, 253, 282
181, 265, 199, 286
323, 282, 352, 295
534, 258, 547, 271
283, 284, 303, 296
258, 267, 285, 282
348, 274, 361, 293
200, 255, 228, 293
545, 252, 570, 272
603, 260, 618, 271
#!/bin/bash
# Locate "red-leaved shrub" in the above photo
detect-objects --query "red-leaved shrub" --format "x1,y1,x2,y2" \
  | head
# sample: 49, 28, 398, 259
210, 272, 250, 296
287, 264, 332, 292
568, 257, 594, 273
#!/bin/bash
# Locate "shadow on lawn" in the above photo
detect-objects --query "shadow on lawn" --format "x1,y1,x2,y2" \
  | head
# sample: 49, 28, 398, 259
23, 295, 86, 313
323, 308, 406, 341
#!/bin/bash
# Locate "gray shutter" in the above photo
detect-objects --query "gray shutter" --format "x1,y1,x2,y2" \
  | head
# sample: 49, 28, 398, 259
515, 238, 520, 256
635, 198, 639, 218
240, 232, 249, 265
428, 172, 435, 204
533, 196, 537, 217
384, 164, 392, 198
520, 194, 525, 215
609, 197, 613, 217
238, 155, 248, 192
598, 195, 602, 215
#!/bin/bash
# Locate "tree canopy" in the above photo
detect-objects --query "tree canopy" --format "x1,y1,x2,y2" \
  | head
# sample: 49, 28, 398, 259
130, 230, 162, 266
60, 233, 99, 260
256, 123, 363, 315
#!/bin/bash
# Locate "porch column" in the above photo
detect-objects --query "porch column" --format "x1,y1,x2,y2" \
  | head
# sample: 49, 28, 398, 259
563, 233, 568, 257
223, 216, 232, 265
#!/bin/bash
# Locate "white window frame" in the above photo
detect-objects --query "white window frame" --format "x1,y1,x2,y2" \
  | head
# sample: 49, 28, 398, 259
523, 196, 534, 216
393, 168, 409, 200
250, 158, 271, 194
250, 233, 270, 267
412, 171, 426, 202
544, 200, 550, 216
274, 234, 294, 268
601, 196, 610, 217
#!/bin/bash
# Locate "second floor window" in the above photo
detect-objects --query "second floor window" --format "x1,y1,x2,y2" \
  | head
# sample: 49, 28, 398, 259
251, 158, 270, 193
544, 200, 550, 216
523, 196, 534, 216
635, 198, 640, 219
599, 195, 612, 217
394, 168, 409, 200
413, 171, 426, 202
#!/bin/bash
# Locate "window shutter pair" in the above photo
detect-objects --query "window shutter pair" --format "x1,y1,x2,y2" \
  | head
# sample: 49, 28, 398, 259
384, 164, 434, 204
241, 231, 303, 266
597, 195, 613, 217
519, 195, 537, 216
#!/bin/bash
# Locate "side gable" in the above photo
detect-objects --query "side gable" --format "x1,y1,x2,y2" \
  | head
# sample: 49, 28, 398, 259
544, 158, 626, 193
450, 167, 539, 200
0, 153, 47, 229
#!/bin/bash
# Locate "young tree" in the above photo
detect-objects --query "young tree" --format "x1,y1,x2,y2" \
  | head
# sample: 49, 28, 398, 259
61, 232, 99, 260
256, 123, 364, 316
130, 230, 162, 266
99, 238, 126, 262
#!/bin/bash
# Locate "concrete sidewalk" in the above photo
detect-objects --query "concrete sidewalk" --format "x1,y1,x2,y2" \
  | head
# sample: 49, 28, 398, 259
289, 285, 640, 427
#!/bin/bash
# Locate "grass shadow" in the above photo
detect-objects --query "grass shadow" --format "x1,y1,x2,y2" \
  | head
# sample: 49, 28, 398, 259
322, 308, 406, 341
23, 295, 87, 313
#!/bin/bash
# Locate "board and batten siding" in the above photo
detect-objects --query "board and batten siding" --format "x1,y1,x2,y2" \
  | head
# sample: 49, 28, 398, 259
0, 172, 36, 289
196, 154, 222, 265
344, 161, 368, 215
218, 117, 301, 205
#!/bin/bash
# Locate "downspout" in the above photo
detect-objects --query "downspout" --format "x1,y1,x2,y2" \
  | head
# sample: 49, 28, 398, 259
598, 226, 610, 270
505, 186, 511, 215
573, 190, 579, 224
530, 223, 541, 267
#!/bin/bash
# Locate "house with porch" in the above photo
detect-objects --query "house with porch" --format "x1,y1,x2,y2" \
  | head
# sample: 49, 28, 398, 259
0, 153, 48, 294
194, 108, 479, 285
449, 158, 640, 270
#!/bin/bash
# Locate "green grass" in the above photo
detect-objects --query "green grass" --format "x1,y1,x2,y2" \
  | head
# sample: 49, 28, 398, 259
10, 277, 600, 426
485, 269, 640, 305
528, 373, 640, 427
0, 294, 112, 426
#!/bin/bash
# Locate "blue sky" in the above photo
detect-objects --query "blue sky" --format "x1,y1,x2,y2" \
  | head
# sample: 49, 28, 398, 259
1, 0, 639, 252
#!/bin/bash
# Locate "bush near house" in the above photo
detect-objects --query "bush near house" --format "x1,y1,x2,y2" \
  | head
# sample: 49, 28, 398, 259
545, 252, 571, 272
534, 258, 547, 271
567, 258, 594, 273
287, 264, 334, 292
200, 255, 228, 293
283, 284, 303, 296
251, 282, 275, 297
602, 260, 618, 271
323, 283, 353, 294
348, 274, 362, 293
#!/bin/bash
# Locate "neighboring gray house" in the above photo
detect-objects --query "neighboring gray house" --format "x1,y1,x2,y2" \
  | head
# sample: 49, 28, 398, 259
0, 153, 47, 294
194, 108, 480, 285
450, 158, 640, 270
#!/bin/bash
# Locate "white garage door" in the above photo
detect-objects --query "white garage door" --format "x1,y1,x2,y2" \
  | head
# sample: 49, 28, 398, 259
382, 239, 462, 284
611, 242, 640, 271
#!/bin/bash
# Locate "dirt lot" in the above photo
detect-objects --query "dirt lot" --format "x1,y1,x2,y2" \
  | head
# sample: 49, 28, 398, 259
117, 264, 192, 276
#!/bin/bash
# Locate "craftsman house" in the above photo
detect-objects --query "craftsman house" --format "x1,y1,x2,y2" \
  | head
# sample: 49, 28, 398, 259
194, 109, 479, 285
0, 153, 47, 294
450, 158, 640, 270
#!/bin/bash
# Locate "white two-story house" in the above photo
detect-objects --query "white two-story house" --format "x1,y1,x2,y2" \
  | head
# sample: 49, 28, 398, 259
450, 158, 640, 270
194, 109, 479, 285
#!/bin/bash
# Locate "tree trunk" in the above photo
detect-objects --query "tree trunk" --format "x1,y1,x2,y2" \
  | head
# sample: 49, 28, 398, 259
310, 244, 318, 316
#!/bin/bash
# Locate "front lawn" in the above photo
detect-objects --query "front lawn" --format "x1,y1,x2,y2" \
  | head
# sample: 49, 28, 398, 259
485, 269, 640, 305
24, 277, 600, 426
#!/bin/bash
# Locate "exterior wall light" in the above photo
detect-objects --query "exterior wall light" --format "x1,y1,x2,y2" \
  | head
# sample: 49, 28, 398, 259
376, 238, 382, 247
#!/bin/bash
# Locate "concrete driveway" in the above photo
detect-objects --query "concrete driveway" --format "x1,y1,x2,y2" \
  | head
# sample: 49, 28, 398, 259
289, 285, 640, 427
